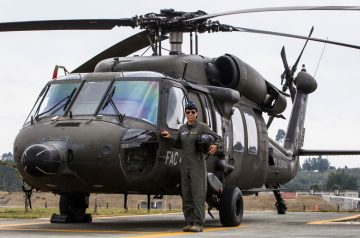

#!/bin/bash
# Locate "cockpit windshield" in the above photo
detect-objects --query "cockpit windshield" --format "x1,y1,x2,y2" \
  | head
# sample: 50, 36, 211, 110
99, 81, 159, 125
35, 82, 80, 119
71, 81, 110, 115
27, 79, 159, 125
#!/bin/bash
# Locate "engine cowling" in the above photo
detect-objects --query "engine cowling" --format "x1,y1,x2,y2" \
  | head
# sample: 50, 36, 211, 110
206, 54, 287, 115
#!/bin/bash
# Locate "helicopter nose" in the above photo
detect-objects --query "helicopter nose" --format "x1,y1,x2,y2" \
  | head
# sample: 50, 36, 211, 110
21, 144, 61, 177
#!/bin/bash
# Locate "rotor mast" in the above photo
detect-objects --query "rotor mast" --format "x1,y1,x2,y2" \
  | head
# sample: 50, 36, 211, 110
169, 32, 183, 55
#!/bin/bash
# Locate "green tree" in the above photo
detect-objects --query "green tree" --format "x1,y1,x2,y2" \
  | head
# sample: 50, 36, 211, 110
1, 152, 15, 165
309, 184, 320, 191
301, 156, 330, 172
326, 169, 358, 190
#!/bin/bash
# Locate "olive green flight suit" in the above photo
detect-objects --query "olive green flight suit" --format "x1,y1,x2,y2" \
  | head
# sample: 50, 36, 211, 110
172, 121, 222, 226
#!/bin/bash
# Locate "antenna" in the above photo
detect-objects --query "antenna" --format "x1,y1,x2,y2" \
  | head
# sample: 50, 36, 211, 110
314, 38, 328, 77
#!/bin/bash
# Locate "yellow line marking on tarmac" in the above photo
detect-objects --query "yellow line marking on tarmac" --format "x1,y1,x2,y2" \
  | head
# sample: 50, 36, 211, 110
308, 214, 360, 225
94, 212, 182, 220
0, 221, 49, 228
0, 227, 143, 234
126, 226, 244, 238
0, 222, 244, 236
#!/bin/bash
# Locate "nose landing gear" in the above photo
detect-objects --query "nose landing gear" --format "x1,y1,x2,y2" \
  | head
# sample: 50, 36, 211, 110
51, 193, 92, 223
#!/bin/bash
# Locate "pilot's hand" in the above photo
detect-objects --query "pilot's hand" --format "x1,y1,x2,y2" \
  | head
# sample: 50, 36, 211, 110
160, 128, 170, 138
208, 144, 218, 155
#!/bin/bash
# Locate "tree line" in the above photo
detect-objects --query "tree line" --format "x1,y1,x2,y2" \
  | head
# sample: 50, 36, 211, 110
285, 156, 359, 191
275, 129, 359, 191
0, 152, 22, 191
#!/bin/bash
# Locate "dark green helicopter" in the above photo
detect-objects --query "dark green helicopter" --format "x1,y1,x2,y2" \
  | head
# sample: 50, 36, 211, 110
1, 6, 360, 226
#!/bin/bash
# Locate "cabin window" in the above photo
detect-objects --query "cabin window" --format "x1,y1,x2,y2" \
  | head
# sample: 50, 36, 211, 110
34, 82, 80, 119
71, 81, 110, 115
166, 87, 187, 129
99, 81, 159, 125
244, 112, 258, 154
231, 108, 245, 152
214, 107, 222, 136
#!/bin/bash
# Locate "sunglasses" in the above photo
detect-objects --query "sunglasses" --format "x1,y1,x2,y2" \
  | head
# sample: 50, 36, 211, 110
185, 110, 196, 115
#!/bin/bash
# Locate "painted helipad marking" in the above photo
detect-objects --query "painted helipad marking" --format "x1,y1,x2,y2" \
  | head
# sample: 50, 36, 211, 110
308, 214, 360, 225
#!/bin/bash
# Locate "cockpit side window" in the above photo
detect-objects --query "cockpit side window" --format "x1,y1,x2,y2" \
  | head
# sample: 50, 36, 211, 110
199, 94, 212, 129
166, 87, 187, 129
188, 91, 212, 128
188, 91, 204, 123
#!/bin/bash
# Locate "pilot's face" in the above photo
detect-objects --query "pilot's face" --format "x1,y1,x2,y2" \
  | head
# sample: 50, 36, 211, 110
185, 109, 197, 124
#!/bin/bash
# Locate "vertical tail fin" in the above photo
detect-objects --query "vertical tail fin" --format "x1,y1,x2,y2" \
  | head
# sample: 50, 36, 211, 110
284, 69, 317, 157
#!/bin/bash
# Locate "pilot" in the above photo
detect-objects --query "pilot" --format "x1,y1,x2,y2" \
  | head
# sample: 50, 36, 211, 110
161, 101, 222, 232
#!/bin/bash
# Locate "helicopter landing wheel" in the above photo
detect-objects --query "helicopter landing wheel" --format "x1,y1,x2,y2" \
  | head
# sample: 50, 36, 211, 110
59, 194, 90, 223
275, 200, 287, 214
219, 186, 243, 227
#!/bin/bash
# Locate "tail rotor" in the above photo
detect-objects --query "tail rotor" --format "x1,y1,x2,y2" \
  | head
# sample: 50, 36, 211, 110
280, 26, 314, 102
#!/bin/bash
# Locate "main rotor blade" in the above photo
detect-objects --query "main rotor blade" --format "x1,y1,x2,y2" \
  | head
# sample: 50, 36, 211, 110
72, 31, 168, 73
233, 26, 360, 50
299, 149, 360, 156
0, 19, 136, 32
188, 6, 360, 22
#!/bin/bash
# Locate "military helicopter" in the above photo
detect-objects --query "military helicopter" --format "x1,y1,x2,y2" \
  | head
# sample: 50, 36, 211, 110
1, 6, 360, 226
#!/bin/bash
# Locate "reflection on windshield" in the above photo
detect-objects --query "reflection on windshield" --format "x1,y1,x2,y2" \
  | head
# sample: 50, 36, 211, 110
99, 81, 159, 125
35, 83, 80, 119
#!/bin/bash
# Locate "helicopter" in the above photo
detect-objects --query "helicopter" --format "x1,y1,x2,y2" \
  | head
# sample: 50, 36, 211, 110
1, 6, 360, 227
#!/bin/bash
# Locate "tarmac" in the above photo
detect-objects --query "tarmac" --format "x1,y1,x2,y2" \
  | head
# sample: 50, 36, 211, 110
0, 211, 359, 237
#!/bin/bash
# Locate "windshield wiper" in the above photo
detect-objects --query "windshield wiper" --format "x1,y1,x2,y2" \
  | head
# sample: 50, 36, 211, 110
35, 88, 77, 120
101, 86, 125, 124
102, 86, 116, 110
63, 88, 77, 112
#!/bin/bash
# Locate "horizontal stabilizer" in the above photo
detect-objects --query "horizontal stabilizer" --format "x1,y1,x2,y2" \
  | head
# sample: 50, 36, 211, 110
299, 149, 360, 156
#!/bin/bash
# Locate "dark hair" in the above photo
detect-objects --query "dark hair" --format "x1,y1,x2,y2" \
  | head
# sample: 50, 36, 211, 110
185, 101, 197, 111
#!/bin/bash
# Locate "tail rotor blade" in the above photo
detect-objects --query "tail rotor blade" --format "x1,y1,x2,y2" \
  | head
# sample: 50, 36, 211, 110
280, 46, 290, 86
281, 46, 290, 72
292, 26, 314, 74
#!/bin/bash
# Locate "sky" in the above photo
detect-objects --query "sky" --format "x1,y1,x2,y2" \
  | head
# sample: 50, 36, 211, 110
0, 0, 359, 168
